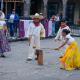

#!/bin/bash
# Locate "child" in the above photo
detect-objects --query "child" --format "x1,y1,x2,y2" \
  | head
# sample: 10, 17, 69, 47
27, 13, 45, 61
55, 19, 70, 41
55, 29, 80, 70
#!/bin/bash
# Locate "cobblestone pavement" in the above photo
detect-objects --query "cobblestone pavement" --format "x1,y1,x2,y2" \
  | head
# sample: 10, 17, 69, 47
0, 37, 80, 80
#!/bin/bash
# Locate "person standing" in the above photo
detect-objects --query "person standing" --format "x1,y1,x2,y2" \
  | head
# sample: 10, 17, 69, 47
51, 16, 56, 36
55, 14, 60, 33
7, 9, 19, 39
0, 15, 11, 57
48, 19, 53, 37
27, 13, 45, 61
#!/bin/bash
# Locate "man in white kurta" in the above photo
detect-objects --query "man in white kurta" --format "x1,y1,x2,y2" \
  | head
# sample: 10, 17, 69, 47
27, 13, 45, 61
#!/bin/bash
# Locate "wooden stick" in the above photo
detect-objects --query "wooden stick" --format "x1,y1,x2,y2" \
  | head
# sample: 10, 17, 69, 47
41, 48, 55, 50
32, 47, 59, 51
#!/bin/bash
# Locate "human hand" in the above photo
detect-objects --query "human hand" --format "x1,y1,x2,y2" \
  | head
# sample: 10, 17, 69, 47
54, 48, 60, 51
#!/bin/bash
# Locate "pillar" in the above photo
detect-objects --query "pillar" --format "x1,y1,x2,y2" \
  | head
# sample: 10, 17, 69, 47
43, 0, 48, 17
62, 0, 67, 19
24, 0, 30, 17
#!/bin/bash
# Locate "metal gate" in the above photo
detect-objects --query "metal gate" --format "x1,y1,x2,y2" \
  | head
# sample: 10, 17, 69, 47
70, 25, 80, 36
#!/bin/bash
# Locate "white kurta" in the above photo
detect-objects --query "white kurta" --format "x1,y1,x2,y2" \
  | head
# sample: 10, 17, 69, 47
27, 22, 45, 59
66, 34, 75, 45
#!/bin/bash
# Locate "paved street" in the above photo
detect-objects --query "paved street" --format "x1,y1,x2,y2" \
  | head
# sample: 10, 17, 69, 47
0, 37, 80, 80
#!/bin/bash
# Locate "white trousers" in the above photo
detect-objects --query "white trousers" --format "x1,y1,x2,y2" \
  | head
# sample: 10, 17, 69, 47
28, 36, 40, 59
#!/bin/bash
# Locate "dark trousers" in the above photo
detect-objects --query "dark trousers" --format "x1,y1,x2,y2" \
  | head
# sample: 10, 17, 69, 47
9, 23, 17, 37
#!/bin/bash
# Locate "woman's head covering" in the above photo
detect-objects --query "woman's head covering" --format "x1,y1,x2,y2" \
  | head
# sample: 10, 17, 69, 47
33, 13, 41, 19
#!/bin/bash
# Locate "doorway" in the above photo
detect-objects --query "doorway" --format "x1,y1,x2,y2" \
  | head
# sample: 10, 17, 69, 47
66, 2, 75, 24
30, 0, 44, 15
47, 2, 59, 19
3, 1, 24, 17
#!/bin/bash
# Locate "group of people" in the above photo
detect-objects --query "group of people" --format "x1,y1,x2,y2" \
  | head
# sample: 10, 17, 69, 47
27, 13, 80, 71
0, 10, 62, 39
0, 11, 80, 71
40, 13, 63, 37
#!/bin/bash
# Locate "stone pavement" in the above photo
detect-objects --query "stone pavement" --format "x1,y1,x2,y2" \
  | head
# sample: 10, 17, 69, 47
0, 37, 80, 80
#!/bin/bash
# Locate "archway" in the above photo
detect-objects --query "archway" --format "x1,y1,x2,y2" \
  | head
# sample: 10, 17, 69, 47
3, 0, 24, 17
66, 0, 75, 24
30, 0, 44, 15
47, 0, 63, 19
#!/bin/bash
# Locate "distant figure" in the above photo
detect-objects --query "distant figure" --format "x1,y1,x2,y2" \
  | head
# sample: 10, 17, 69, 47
55, 14, 60, 22
51, 15, 56, 35
6, 9, 19, 39
55, 14, 60, 33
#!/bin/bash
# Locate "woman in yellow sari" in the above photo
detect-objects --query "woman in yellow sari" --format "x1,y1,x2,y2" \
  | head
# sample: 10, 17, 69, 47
55, 29, 80, 71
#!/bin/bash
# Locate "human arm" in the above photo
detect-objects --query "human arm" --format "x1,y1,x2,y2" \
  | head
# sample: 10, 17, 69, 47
54, 39, 68, 50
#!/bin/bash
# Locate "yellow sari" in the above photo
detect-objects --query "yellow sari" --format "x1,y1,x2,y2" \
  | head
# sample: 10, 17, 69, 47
60, 41, 80, 70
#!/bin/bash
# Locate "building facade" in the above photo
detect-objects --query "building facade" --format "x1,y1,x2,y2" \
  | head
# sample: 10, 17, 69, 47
0, 0, 80, 24
0, 0, 24, 17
